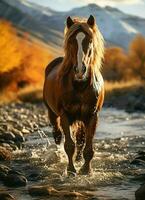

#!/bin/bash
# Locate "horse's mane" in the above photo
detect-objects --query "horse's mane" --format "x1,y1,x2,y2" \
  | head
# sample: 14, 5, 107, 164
59, 17, 104, 86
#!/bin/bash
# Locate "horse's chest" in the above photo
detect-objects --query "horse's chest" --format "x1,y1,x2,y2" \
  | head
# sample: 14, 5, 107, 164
62, 91, 96, 121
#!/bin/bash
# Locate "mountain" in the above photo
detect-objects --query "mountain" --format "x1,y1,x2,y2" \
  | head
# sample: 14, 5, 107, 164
0, 0, 145, 49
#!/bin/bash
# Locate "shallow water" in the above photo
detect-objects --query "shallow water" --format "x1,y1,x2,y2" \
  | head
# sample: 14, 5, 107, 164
2, 108, 145, 200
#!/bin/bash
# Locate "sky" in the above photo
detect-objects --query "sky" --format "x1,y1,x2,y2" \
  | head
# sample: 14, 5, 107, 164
29, 0, 145, 18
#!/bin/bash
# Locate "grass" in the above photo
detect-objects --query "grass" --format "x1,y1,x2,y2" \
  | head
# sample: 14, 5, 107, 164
105, 79, 142, 92
105, 79, 145, 112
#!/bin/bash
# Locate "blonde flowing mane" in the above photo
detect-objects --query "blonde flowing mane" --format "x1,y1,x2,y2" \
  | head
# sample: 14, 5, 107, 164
59, 17, 104, 84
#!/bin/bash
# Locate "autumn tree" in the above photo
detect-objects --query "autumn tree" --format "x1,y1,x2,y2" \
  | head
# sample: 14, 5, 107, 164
0, 20, 22, 73
0, 19, 52, 90
129, 35, 145, 80
103, 47, 130, 81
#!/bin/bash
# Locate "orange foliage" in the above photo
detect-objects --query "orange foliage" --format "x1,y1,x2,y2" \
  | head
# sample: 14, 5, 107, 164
103, 35, 145, 81
103, 47, 129, 81
0, 19, 52, 91
128, 35, 145, 80
0, 20, 22, 73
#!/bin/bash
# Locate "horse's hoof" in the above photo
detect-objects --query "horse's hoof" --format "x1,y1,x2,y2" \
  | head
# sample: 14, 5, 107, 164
67, 167, 77, 177
79, 166, 92, 175
67, 170, 77, 177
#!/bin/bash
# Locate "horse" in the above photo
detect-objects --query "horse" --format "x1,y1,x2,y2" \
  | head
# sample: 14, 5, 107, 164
43, 15, 105, 175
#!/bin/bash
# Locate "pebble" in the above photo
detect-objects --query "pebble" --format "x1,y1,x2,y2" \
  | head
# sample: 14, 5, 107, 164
3, 174, 27, 187
28, 185, 84, 197
13, 132, 25, 143
0, 132, 15, 141
135, 183, 145, 200
21, 128, 30, 134
0, 147, 12, 160
0, 102, 48, 192
0, 164, 10, 180
0, 192, 16, 200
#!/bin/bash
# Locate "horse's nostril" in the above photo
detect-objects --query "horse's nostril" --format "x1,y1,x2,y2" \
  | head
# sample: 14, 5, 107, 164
82, 64, 86, 74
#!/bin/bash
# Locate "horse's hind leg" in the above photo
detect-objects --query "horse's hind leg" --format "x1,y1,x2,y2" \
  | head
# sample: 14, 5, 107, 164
75, 123, 85, 162
47, 107, 62, 145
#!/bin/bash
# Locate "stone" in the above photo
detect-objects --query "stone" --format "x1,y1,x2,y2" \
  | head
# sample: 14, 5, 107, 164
8, 170, 23, 176
0, 165, 10, 180
3, 174, 27, 187
28, 185, 84, 197
13, 132, 25, 143
0, 132, 15, 141
15, 142, 23, 149
135, 184, 145, 200
0, 143, 13, 151
0, 192, 16, 200
0, 147, 12, 160
21, 128, 30, 134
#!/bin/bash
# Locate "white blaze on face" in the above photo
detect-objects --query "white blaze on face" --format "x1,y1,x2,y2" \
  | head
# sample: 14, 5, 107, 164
76, 32, 85, 73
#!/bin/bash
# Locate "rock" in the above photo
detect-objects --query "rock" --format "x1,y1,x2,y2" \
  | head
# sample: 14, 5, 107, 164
21, 128, 30, 134
3, 174, 27, 187
0, 147, 12, 160
12, 128, 25, 142
0, 165, 10, 180
0, 192, 16, 200
9, 144, 18, 151
15, 142, 23, 149
13, 132, 25, 143
131, 154, 145, 166
28, 171, 40, 181
135, 184, 145, 200
8, 170, 23, 176
0, 143, 13, 151
0, 139, 6, 143
0, 165, 10, 173
14, 124, 23, 131
28, 185, 84, 197
0, 132, 15, 141
28, 185, 57, 196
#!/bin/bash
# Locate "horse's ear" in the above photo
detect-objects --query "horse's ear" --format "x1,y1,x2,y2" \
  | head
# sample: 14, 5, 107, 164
66, 16, 74, 28
87, 15, 95, 28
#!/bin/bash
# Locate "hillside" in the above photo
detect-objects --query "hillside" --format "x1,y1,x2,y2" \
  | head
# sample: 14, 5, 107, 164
1, 0, 145, 49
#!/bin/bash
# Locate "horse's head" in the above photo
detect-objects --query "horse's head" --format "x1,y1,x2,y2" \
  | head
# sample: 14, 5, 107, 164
63, 15, 104, 82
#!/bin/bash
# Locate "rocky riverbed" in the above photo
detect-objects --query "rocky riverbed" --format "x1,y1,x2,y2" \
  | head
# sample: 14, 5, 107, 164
0, 102, 48, 199
0, 102, 145, 200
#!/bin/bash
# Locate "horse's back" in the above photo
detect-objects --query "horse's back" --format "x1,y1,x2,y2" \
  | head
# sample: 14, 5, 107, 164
45, 57, 63, 77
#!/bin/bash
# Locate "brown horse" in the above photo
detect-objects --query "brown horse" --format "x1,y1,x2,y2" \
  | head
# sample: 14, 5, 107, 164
43, 15, 104, 175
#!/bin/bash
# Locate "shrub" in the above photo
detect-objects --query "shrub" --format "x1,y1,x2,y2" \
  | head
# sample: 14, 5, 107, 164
128, 35, 145, 80
0, 19, 52, 91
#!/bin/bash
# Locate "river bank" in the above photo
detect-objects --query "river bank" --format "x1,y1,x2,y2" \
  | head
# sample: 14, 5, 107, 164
105, 83, 145, 113
0, 102, 145, 199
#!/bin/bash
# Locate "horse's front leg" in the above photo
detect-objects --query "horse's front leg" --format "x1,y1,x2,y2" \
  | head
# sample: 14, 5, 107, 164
60, 113, 76, 175
79, 114, 98, 175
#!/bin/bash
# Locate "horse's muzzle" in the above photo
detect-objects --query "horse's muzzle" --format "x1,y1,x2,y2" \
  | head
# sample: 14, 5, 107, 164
73, 64, 87, 81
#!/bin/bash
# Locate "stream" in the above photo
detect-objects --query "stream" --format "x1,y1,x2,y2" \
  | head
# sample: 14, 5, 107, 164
1, 108, 145, 200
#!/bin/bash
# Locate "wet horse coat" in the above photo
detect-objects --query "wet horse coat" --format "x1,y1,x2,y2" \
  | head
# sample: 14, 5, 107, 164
43, 15, 104, 175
